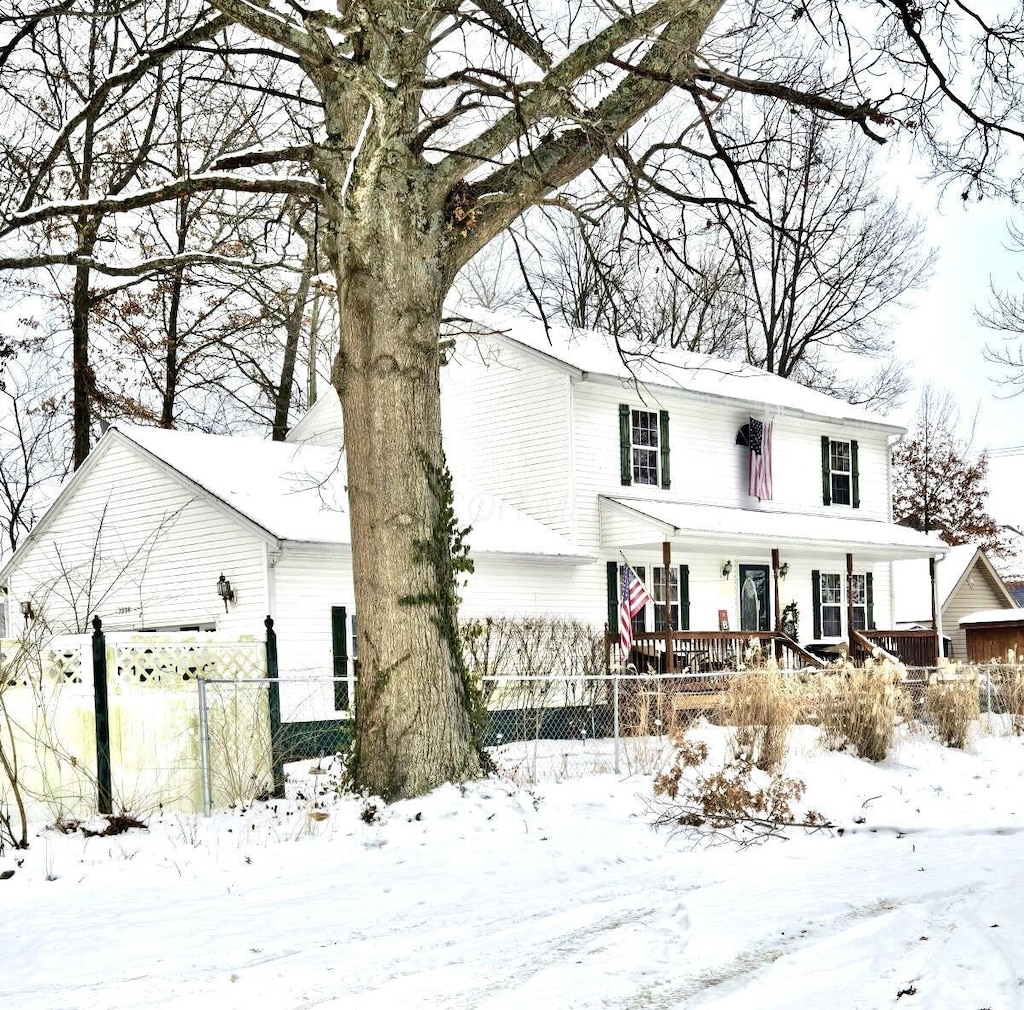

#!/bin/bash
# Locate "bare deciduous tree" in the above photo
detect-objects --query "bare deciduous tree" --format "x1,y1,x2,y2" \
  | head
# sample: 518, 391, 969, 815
1, 0, 1023, 797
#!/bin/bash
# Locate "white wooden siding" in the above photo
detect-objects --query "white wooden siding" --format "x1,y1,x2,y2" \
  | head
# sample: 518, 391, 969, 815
7, 440, 270, 636
602, 551, 891, 643
943, 562, 1014, 661
571, 381, 893, 548
442, 340, 574, 536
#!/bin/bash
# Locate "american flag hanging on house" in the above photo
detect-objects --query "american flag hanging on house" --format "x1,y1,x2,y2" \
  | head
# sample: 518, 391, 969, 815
748, 415, 773, 500
619, 564, 653, 663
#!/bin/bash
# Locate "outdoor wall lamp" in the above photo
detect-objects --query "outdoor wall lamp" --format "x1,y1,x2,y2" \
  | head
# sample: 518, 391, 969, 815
721, 560, 733, 579
20, 600, 35, 621
216, 574, 235, 611
779, 562, 790, 580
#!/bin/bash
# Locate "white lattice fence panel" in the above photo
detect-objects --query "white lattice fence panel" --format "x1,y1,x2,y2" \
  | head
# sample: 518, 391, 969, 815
0, 637, 87, 688
111, 640, 265, 687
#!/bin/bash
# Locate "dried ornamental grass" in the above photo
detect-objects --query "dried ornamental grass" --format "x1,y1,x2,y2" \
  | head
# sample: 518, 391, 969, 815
725, 664, 798, 772
806, 662, 907, 762
925, 671, 979, 749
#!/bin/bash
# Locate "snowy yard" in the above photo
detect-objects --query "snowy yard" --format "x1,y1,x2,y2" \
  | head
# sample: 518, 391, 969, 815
3, 722, 1024, 1010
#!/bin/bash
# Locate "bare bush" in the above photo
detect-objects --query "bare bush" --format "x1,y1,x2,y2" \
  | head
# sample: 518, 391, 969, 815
725, 665, 798, 772
651, 734, 831, 846
925, 671, 979, 749
807, 663, 908, 762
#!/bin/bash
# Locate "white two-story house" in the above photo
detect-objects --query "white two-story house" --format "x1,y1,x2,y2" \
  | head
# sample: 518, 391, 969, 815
0, 315, 946, 694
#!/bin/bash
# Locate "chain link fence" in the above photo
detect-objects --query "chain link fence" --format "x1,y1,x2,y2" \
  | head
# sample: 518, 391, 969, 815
185, 663, 1024, 805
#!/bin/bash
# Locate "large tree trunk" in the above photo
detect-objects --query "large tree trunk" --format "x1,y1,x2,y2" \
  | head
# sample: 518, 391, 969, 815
328, 149, 478, 799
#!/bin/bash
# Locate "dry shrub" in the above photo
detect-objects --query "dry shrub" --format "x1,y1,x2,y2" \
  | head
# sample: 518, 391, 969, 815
651, 734, 831, 845
925, 671, 979, 749
725, 664, 798, 772
807, 662, 907, 762
993, 667, 1024, 733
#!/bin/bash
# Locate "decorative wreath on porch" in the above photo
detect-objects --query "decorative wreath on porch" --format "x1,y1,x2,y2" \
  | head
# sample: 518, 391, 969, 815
781, 601, 799, 640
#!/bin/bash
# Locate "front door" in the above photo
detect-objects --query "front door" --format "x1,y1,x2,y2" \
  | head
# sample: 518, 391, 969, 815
739, 565, 770, 632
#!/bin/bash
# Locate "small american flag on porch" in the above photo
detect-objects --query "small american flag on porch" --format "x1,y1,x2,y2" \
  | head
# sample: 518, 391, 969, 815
619, 564, 653, 664
748, 415, 773, 501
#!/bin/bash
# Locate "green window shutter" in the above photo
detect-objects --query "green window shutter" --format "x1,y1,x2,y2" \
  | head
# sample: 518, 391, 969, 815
659, 409, 671, 489
678, 564, 690, 631
866, 571, 874, 629
619, 404, 631, 485
820, 436, 831, 506
851, 439, 860, 509
606, 561, 619, 634
811, 570, 821, 639
331, 606, 349, 710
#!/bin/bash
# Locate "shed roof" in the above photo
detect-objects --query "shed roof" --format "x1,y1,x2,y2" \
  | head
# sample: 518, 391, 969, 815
959, 608, 1024, 626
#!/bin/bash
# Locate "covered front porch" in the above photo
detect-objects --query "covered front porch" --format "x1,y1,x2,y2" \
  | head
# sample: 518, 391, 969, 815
600, 496, 948, 671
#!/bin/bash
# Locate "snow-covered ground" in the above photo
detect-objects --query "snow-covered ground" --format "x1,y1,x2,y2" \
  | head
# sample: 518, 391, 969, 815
4, 721, 1024, 1010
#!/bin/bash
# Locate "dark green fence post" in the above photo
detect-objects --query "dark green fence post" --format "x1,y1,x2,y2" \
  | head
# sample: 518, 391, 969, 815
91, 615, 112, 815
265, 615, 285, 797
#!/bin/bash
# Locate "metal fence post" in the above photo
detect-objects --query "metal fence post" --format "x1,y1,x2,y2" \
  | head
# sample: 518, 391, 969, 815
265, 615, 285, 797
613, 673, 620, 775
197, 677, 212, 817
90, 615, 112, 815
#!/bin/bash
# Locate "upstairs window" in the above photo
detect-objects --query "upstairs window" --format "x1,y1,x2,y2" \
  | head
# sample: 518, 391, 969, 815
619, 405, 671, 489
820, 436, 859, 508
631, 409, 660, 485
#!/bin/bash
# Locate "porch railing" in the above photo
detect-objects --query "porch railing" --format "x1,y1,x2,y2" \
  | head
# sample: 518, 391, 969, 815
615, 630, 824, 672
856, 629, 938, 668
606, 628, 940, 672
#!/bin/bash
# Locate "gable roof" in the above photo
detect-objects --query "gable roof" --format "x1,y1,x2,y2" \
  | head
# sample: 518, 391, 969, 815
893, 545, 1016, 624
463, 312, 903, 431
1, 424, 589, 582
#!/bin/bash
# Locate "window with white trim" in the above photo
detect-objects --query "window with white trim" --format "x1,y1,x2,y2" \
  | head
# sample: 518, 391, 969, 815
653, 566, 679, 632
820, 573, 842, 637
631, 409, 660, 485
829, 440, 852, 506
850, 573, 867, 631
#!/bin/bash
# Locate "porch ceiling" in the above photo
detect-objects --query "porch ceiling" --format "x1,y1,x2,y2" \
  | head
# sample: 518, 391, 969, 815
599, 496, 947, 562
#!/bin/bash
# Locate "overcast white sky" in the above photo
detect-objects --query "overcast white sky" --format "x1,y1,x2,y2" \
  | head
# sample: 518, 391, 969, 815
879, 144, 1024, 532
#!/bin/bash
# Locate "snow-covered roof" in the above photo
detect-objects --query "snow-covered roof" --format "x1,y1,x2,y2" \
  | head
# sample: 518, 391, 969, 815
893, 545, 1014, 624
466, 313, 903, 431
117, 424, 588, 558
600, 496, 945, 559
959, 608, 1024, 626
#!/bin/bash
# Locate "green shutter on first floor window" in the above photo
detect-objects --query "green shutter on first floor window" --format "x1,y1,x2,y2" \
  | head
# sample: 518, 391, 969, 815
619, 404, 631, 485
659, 409, 671, 489
866, 571, 874, 629
331, 605, 349, 711
851, 439, 860, 509
679, 564, 690, 631
820, 437, 831, 506
811, 570, 821, 639
606, 561, 619, 633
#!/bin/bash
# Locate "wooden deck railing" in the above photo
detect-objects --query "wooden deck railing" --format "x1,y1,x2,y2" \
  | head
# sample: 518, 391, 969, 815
616, 630, 825, 672
606, 628, 940, 671
855, 629, 938, 668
